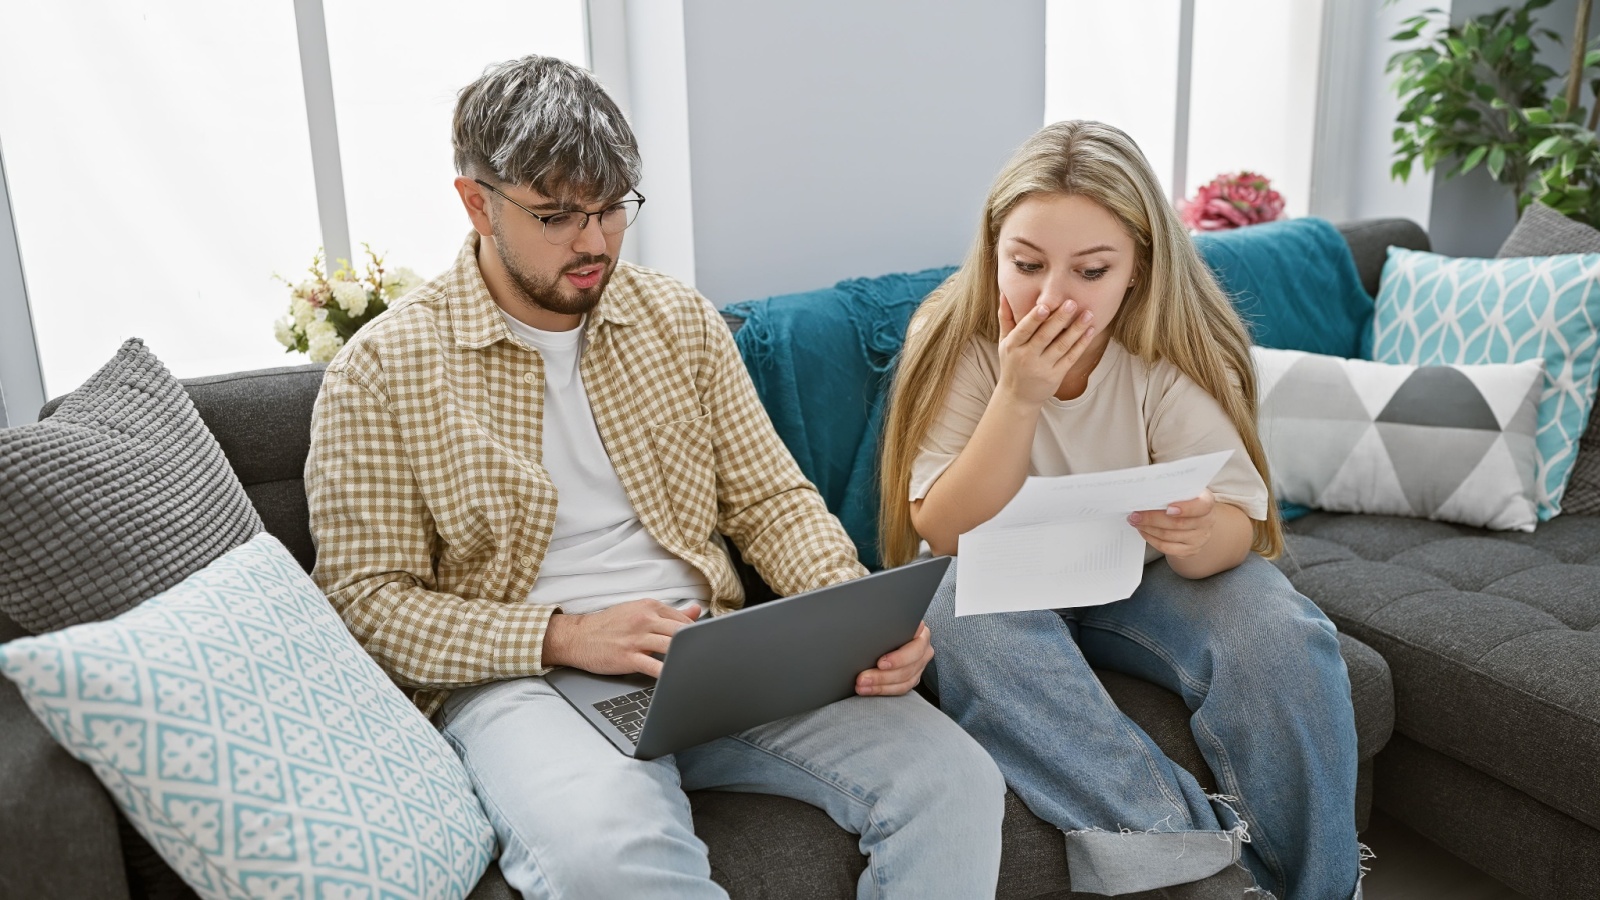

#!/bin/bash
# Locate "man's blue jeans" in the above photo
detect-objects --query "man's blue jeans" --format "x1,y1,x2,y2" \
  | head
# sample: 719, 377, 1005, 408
924, 554, 1361, 899
439, 676, 1005, 899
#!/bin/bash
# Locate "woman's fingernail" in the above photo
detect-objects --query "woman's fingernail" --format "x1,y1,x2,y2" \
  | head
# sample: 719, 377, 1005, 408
1036, 305, 1049, 318
1128, 512, 1141, 524
1167, 505, 1181, 516
1082, 311, 1094, 323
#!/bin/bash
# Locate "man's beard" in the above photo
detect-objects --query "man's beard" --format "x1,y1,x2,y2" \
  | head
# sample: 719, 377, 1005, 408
494, 232, 614, 317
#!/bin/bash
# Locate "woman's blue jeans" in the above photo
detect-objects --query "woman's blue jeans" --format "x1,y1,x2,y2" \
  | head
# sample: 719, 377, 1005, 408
924, 554, 1361, 899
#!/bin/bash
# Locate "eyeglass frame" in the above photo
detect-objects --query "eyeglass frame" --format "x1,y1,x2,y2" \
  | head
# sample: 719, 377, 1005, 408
473, 178, 646, 245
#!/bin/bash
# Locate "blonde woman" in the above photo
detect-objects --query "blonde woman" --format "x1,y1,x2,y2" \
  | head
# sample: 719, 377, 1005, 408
880, 121, 1361, 899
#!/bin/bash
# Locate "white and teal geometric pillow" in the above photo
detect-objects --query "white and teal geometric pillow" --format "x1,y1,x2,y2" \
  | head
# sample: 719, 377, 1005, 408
1253, 348, 1544, 531
1371, 247, 1600, 518
0, 534, 494, 900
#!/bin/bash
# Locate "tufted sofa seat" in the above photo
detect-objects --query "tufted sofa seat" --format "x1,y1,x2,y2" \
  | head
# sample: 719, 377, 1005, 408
1277, 512, 1600, 897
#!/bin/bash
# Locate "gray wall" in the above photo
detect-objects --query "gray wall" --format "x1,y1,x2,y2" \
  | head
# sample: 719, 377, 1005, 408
1430, 0, 1600, 256
671, 0, 1046, 305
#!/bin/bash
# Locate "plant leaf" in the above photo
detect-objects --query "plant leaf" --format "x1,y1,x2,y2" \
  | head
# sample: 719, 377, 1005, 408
1488, 146, 1507, 180
1458, 145, 1489, 175
1529, 135, 1563, 160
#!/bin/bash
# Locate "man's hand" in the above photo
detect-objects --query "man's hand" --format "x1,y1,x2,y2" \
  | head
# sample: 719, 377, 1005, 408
855, 623, 934, 696
544, 599, 701, 678
1127, 489, 1217, 559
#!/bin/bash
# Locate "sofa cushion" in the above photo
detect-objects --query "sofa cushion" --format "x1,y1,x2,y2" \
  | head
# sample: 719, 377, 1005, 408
171, 365, 326, 573
0, 610, 131, 900
1280, 511, 1600, 832
0, 533, 496, 900
0, 339, 263, 634
1371, 248, 1600, 519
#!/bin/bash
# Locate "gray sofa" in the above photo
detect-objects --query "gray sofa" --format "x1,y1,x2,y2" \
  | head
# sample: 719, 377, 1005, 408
0, 367, 1390, 900
1, 217, 1584, 898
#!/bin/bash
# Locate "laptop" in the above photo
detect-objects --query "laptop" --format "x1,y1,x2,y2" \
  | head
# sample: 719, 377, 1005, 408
544, 555, 951, 759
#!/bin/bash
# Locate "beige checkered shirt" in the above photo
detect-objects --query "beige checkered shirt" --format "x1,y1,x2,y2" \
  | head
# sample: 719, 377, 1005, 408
306, 234, 866, 718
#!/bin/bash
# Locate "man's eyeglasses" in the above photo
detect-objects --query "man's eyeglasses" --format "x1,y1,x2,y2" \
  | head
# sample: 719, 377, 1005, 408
474, 179, 645, 246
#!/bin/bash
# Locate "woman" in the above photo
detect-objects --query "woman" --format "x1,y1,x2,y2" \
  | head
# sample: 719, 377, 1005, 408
879, 121, 1361, 899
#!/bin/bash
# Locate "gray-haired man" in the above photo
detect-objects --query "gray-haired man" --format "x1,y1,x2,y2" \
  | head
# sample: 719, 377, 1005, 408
304, 55, 1005, 898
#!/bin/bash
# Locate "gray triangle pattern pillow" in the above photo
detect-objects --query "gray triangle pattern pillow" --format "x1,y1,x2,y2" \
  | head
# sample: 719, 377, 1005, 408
1499, 203, 1600, 516
0, 339, 263, 633
1253, 347, 1544, 531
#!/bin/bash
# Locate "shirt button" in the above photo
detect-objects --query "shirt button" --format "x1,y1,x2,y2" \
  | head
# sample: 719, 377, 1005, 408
523, 372, 535, 384
520, 556, 534, 568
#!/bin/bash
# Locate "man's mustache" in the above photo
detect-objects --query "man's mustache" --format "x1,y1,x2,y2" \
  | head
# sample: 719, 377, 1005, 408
564, 255, 611, 274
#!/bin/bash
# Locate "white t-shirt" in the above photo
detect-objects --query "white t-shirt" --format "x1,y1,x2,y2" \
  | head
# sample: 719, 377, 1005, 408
912, 338, 1269, 562
502, 312, 712, 615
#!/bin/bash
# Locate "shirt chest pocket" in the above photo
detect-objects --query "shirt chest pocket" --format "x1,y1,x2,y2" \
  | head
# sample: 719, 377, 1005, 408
647, 409, 718, 544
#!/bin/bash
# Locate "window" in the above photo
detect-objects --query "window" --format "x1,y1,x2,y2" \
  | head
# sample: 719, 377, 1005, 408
0, 1, 586, 401
325, 0, 588, 279
0, 2, 321, 396
1045, 0, 1324, 218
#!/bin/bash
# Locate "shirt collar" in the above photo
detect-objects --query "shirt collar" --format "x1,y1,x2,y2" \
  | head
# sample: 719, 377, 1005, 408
446, 231, 634, 351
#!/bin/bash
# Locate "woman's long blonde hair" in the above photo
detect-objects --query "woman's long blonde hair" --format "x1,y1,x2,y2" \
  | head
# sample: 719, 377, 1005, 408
878, 120, 1283, 568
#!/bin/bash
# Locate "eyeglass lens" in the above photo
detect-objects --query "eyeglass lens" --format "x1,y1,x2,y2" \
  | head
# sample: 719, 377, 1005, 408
541, 201, 642, 245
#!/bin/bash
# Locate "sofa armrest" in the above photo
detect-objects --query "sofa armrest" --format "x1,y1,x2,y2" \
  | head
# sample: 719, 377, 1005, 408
0, 612, 130, 900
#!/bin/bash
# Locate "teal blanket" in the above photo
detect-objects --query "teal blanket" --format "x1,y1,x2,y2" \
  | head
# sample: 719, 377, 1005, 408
725, 267, 956, 568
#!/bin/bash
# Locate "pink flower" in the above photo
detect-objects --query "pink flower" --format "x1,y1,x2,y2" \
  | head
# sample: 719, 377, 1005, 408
1179, 171, 1286, 231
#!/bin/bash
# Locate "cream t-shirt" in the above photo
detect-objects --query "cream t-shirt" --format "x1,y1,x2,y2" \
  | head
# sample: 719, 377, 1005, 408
911, 338, 1268, 562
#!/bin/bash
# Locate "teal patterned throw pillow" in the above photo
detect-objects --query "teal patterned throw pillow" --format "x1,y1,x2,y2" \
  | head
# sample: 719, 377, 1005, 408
0, 534, 495, 900
1372, 248, 1600, 518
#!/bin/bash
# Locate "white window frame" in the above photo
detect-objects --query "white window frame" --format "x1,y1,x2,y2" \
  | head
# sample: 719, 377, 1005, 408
0, 138, 44, 426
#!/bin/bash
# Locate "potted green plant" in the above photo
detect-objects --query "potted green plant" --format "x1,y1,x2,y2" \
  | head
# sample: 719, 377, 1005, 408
1388, 0, 1600, 226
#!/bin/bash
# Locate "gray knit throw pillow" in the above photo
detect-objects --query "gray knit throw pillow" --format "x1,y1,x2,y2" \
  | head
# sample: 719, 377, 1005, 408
0, 339, 262, 633
1498, 204, 1600, 516
1498, 201, 1600, 258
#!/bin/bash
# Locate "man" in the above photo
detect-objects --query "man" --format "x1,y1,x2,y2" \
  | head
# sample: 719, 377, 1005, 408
304, 55, 1004, 899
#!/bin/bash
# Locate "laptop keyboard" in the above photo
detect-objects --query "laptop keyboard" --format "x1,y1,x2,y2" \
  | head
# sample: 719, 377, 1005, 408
594, 686, 655, 745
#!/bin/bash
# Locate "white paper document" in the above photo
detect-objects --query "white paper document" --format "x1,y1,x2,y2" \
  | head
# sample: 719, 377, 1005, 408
954, 450, 1233, 616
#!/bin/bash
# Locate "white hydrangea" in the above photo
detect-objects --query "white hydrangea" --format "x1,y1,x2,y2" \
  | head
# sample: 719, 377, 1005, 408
332, 281, 369, 317
291, 280, 317, 301
384, 267, 421, 299
273, 318, 297, 349
291, 296, 316, 329
306, 319, 344, 363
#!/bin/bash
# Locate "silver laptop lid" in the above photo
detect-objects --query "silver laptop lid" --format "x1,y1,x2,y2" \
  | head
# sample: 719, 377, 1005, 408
630, 556, 951, 759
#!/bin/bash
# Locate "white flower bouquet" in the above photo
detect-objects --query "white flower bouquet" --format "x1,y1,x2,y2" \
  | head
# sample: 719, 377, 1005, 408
273, 246, 422, 363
